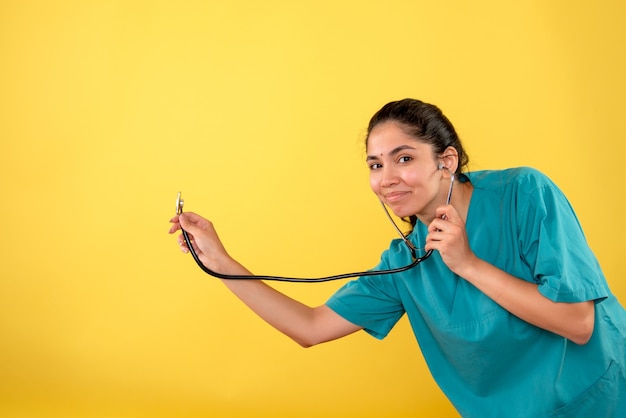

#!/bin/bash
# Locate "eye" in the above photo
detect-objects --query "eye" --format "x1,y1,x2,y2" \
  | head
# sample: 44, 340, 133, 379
369, 162, 382, 170
398, 155, 413, 164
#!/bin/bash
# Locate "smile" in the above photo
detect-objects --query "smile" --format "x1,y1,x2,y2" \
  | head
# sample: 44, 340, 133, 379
384, 191, 410, 203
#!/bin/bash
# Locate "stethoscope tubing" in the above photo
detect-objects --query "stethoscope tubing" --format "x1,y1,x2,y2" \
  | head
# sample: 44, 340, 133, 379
177, 168, 453, 283
181, 228, 432, 282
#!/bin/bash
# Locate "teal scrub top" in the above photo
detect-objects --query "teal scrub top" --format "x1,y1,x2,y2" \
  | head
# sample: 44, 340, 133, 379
326, 168, 626, 417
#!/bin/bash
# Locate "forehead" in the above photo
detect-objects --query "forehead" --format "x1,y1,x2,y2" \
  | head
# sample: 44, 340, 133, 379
366, 121, 430, 155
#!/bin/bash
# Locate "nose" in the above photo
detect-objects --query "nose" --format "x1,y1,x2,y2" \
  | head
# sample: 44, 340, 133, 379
379, 165, 399, 188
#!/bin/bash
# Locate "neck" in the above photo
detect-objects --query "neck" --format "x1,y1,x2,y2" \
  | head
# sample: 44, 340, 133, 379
418, 177, 473, 225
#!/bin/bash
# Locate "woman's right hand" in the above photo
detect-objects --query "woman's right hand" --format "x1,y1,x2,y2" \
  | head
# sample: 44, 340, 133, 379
168, 212, 231, 272
168, 213, 362, 348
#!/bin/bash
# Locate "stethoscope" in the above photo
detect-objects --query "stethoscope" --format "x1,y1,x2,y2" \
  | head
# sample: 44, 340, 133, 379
177, 169, 455, 282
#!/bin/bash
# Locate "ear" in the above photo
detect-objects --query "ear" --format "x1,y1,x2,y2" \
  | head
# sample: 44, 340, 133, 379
438, 146, 459, 175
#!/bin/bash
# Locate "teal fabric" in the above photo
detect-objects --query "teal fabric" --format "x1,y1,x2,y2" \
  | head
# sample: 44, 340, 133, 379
326, 168, 626, 417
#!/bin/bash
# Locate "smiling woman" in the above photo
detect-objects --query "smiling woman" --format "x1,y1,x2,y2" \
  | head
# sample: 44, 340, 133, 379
366, 99, 470, 225
2, 1, 625, 417
366, 124, 457, 222
170, 98, 626, 417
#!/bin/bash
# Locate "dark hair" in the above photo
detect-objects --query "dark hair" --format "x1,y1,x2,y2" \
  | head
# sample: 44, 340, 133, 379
366, 98, 469, 175
366, 98, 470, 228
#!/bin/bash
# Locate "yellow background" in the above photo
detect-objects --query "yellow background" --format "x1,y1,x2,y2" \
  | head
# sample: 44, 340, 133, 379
1, 1, 624, 417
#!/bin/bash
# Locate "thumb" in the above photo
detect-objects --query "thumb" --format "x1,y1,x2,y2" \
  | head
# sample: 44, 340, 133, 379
179, 212, 207, 237
178, 213, 195, 233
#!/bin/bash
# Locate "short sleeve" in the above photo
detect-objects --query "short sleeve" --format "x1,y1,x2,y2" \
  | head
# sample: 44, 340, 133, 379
326, 245, 406, 339
518, 172, 609, 303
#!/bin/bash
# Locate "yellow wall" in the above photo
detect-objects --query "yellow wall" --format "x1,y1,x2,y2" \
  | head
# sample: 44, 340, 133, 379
1, 1, 624, 417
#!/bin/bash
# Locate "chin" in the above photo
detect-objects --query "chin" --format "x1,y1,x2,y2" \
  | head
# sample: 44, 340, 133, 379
395, 212, 415, 220
389, 206, 416, 219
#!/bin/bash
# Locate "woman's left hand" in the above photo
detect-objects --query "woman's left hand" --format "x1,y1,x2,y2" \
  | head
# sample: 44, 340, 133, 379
425, 204, 477, 275
426, 207, 595, 345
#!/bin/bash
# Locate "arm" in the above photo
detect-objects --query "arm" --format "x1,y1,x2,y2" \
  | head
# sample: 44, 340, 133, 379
169, 212, 362, 347
454, 256, 594, 345
426, 205, 595, 345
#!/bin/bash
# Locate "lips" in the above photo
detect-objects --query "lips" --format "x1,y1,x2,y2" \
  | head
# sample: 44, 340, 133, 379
384, 191, 410, 204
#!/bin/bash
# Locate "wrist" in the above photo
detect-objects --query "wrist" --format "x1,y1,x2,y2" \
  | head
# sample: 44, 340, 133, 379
211, 255, 251, 277
455, 254, 483, 282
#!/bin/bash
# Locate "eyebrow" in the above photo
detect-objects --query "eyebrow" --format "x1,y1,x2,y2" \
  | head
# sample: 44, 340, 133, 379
366, 144, 417, 161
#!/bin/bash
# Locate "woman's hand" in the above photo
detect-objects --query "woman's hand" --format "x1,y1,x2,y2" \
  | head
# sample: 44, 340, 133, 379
426, 205, 595, 344
168, 212, 361, 347
425, 204, 478, 275
168, 211, 231, 272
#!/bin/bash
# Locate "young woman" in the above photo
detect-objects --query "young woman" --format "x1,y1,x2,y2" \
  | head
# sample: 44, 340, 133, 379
169, 99, 626, 417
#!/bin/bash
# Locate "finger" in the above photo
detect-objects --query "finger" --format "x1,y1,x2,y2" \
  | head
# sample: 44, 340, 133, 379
178, 234, 189, 253
428, 218, 446, 232
183, 235, 203, 256
168, 222, 181, 234
168, 215, 182, 234
437, 204, 461, 223
424, 236, 440, 251
435, 205, 452, 221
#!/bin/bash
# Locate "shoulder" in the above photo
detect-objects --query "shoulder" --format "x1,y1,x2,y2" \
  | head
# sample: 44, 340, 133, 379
466, 167, 557, 193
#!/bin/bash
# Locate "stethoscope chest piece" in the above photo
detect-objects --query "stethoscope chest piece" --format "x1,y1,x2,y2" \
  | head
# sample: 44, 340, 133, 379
176, 192, 184, 215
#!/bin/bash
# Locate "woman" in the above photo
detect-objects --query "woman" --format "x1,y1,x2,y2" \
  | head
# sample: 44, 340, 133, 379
169, 99, 626, 416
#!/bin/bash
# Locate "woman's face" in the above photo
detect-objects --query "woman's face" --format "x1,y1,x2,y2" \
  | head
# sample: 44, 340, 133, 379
366, 121, 443, 220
